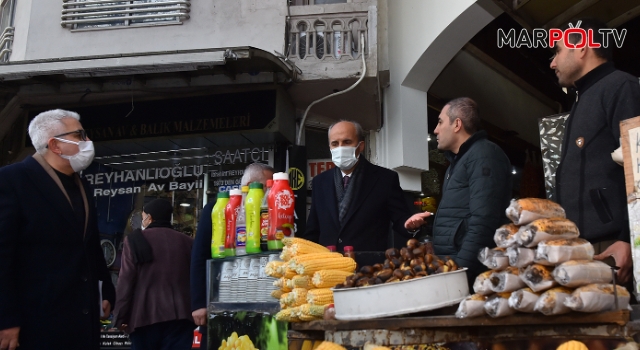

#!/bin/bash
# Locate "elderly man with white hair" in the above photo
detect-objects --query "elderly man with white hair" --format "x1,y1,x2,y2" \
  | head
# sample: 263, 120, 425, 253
0, 109, 115, 350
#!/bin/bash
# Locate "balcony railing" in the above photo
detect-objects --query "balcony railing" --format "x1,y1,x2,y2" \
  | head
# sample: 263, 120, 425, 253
288, 12, 368, 61
0, 27, 14, 63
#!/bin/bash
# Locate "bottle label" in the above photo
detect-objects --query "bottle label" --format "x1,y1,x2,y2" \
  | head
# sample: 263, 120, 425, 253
260, 211, 269, 243
236, 225, 247, 248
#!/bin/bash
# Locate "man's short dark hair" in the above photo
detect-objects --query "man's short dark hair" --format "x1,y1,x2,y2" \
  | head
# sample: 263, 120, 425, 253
560, 18, 613, 61
445, 97, 481, 134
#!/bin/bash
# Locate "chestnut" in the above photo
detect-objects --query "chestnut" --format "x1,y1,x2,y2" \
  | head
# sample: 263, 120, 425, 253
406, 238, 420, 250
385, 248, 400, 260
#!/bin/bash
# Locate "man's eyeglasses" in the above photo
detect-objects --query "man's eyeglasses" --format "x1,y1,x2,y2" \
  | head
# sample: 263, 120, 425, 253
53, 129, 88, 141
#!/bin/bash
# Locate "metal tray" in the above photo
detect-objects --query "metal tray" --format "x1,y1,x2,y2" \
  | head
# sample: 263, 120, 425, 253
333, 268, 469, 320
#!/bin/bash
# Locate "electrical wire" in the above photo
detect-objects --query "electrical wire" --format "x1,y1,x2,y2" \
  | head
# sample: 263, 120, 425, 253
296, 32, 366, 145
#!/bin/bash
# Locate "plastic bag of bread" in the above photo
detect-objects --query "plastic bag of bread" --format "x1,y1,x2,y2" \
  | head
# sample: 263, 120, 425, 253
553, 260, 613, 288
516, 218, 580, 248
484, 292, 516, 318
564, 283, 630, 312
478, 247, 509, 270
520, 264, 557, 292
490, 266, 526, 293
455, 294, 487, 318
473, 270, 494, 296
534, 238, 594, 266
506, 246, 535, 268
505, 198, 566, 225
534, 286, 573, 315
494, 223, 520, 248
508, 287, 540, 313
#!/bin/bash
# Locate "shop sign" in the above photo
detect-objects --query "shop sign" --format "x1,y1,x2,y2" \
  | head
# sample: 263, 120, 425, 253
307, 158, 335, 190
27, 90, 277, 143
85, 146, 272, 197
100, 331, 131, 348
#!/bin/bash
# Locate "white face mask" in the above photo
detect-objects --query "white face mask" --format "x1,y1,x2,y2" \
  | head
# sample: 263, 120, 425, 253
141, 215, 150, 230
55, 138, 95, 172
331, 142, 361, 170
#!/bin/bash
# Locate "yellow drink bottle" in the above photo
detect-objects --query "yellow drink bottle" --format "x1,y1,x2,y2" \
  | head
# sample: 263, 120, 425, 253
211, 191, 229, 258
245, 182, 264, 254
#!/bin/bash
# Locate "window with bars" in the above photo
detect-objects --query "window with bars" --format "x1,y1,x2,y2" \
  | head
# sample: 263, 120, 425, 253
61, 0, 190, 30
0, 0, 15, 63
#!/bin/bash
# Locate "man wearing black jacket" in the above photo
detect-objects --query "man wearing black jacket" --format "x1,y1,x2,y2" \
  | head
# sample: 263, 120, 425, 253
0, 109, 115, 350
431, 98, 512, 286
551, 19, 640, 284
302, 120, 430, 252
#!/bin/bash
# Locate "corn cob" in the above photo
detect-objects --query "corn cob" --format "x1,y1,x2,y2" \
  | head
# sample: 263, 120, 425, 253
288, 252, 345, 270
290, 275, 313, 289
274, 277, 293, 292
283, 288, 308, 307
265, 260, 284, 278
284, 268, 297, 279
275, 307, 301, 322
271, 289, 284, 300
307, 288, 334, 305
299, 303, 326, 318
279, 292, 289, 309
556, 340, 588, 350
281, 238, 330, 258
314, 342, 346, 350
312, 270, 353, 288
296, 257, 356, 276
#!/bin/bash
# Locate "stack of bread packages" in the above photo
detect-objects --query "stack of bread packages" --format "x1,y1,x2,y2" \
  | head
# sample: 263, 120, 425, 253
456, 198, 630, 318
263, 237, 357, 322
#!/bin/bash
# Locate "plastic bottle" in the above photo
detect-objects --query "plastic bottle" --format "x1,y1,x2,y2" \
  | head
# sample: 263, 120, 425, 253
224, 189, 242, 257
267, 172, 295, 250
326, 245, 337, 252
211, 190, 230, 259
245, 182, 264, 254
343, 246, 357, 270
235, 186, 249, 256
259, 180, 273, 252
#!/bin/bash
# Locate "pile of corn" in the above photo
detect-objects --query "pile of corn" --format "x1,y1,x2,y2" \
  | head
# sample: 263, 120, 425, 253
265, 237, 356, 322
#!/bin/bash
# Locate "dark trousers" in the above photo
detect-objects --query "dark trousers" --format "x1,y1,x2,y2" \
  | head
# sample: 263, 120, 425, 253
130, 319, 194, 350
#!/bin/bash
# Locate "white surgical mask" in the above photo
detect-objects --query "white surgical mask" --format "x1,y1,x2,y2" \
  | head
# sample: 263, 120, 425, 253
141, 215, 150, 230
55, 138, 95, 172
331, 142, 361, 170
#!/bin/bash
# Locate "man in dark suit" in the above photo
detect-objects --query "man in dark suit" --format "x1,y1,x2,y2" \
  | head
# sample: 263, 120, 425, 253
0, 109, 115, 350
303, 120, 430, 252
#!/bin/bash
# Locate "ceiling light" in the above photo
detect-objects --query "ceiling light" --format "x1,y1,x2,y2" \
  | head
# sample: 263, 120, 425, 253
180, 203, 191, 207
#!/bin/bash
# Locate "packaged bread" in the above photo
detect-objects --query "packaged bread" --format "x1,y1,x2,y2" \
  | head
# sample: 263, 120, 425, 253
564, 283, 630, 312
534, 286, 573, 315
494, 223, 520, 248
478, 247, 509, 270
516, 218, 580, 248
484, 292, 516, 318
508, 287, 540, 313
473, 270, 494, 296
455, 294, 488, 318
534, 238, 594, 266
553, 260, 613, 288
520, 264, 557, 292
506, 246, 535, 268
506, 198, 566, 225
490, 266, 526, 293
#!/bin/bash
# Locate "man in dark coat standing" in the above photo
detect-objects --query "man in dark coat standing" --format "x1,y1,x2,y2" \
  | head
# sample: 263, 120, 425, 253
550, 19, 640, 284
302, 120, 430, 252
431, 98, 512, 286
0, 109, 115, 350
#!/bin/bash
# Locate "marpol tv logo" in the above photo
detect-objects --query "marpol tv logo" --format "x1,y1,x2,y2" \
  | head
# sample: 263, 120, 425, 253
497, 20, 627, 49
